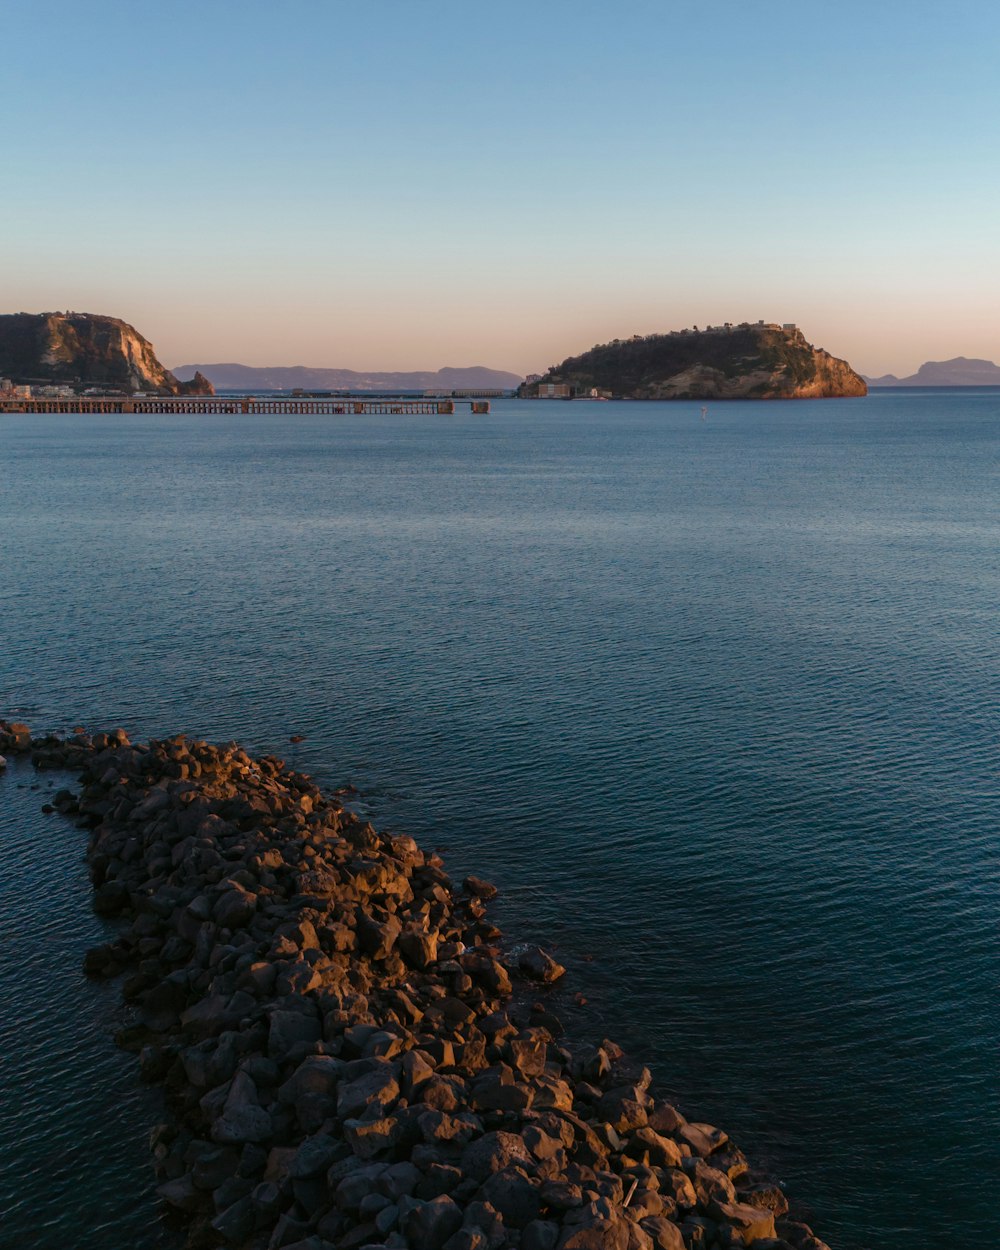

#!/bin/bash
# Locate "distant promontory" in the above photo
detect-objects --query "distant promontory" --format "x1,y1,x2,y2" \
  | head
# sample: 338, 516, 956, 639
521, 322, 867, 400
0, 312, 214, 396
863, 357, 1000, 387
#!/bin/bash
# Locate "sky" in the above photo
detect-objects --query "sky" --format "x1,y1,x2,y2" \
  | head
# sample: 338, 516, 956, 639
3, 0, 999, 377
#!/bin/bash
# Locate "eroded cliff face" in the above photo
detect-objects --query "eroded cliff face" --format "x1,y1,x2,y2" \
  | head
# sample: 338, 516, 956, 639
525, 325, 868, 400
0, 312, 214, 394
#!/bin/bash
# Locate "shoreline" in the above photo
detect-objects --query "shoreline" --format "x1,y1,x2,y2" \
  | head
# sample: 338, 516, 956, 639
1, 720, 830, 1250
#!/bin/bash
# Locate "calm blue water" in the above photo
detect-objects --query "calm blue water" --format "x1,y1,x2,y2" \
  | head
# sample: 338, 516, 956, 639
2, 392, 999, 1248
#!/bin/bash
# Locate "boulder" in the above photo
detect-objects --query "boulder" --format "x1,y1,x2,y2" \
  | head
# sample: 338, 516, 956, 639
402, 1195, 464, 1249
337, 1062, 400, 1119
460, 1131, 535, 1182
708, 1200, 776, 1245
639, 1216, 686, 1250
479, 1167, 542, 1227
463, 875, 498, 900
558, 1216, 630, 1250
517, 946, 566, 983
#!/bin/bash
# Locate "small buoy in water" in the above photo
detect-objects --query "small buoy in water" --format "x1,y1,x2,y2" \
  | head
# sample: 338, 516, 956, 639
289, 734, 305, 744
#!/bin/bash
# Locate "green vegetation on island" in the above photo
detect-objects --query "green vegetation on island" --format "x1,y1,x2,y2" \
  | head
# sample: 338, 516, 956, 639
521, 322, 867, 400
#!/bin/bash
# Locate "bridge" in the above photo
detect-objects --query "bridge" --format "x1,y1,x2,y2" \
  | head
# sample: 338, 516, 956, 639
0, 395, 490, 416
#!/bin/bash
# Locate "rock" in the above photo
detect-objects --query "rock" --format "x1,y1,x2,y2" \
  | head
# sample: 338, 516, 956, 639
211, 1194, 256, 1242
675, 1121, 727, 1158
156, 1174, 203, 1213
402, 1194, 463, 1249
595, 1086, 649, 1134
344, 1114, 403, 1159
683, 1159, 734, 1207
523, 1220, 560, 1250
735, 1184, 788, 1217
626, 1127, 682, 1168
707, 1200, 776, 1245
4, 722, 31, 750
461, 1131, 535, 1182
399, 924, 439, 969
470, 1065, 534, 1113
558, 1216, 630, 1250
517, 945, 566, 983
268, 1010, 321, 1058
290, 1134, 343, 1179
658, 1170, 697, 1211
639, 1216, 685, 1250
479, 1167, 542, 1227
212, 1072, 274, 1144
357, 910, 402, 960
337, 1062, 400, 1119
463, 875, 498, 900
93, 880, 130, 916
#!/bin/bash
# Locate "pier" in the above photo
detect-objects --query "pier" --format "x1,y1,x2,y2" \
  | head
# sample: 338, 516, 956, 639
0, 395, 490, 415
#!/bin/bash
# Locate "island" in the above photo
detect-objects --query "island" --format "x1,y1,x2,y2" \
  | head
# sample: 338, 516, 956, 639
0, 311, 214, 397
521, 322, 867, 401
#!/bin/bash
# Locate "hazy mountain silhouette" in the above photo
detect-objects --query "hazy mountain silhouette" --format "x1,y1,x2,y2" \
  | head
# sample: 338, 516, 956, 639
172, 363, 523, 391
864, 357, 1000, 386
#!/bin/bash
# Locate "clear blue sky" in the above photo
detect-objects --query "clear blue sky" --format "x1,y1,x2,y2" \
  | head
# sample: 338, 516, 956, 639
3, 0, 999, 375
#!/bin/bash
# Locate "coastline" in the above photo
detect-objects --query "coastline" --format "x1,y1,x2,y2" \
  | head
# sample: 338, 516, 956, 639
1, 720, 831, 1250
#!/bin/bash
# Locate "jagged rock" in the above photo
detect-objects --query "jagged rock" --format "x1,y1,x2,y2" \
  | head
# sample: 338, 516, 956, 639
402, 1194, 463, 1248
517, 946, 566, 983
558, 1215, 631, 1250
345, 1114, 403, 1159
707, 1200, 776, 1245
523, 1220, 560, 1250
461, 1131, 535, 1182
479, 1167, 541, 1227
463, 875, 498, 900
675, 1121, 727, 1158
337, 1062, 400, 1119
93, 880, 130, 916
638, 1216, 685, 1250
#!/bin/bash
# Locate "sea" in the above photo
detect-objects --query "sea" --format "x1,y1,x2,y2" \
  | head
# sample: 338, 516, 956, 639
1, 390, 998, 1248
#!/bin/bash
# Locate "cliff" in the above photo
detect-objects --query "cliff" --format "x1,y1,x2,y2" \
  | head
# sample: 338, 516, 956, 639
0, 312, 214, 395
523, 324, 867, 400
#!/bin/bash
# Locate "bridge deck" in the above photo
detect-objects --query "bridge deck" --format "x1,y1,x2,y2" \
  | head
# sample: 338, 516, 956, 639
0, 396, 490, 415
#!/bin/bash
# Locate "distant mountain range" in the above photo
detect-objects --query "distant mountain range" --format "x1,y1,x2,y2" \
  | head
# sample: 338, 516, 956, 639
863, 357, 1000, 387
172, 363, 524, 392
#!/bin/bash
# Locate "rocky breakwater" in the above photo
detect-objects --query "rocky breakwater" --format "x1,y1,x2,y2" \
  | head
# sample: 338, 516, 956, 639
0, 719, 831, 1250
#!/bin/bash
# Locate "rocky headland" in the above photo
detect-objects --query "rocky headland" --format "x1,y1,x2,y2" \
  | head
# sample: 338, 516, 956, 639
0, 312, 214, 395
522, 325, 866, 401
0, 720, 830, 1250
